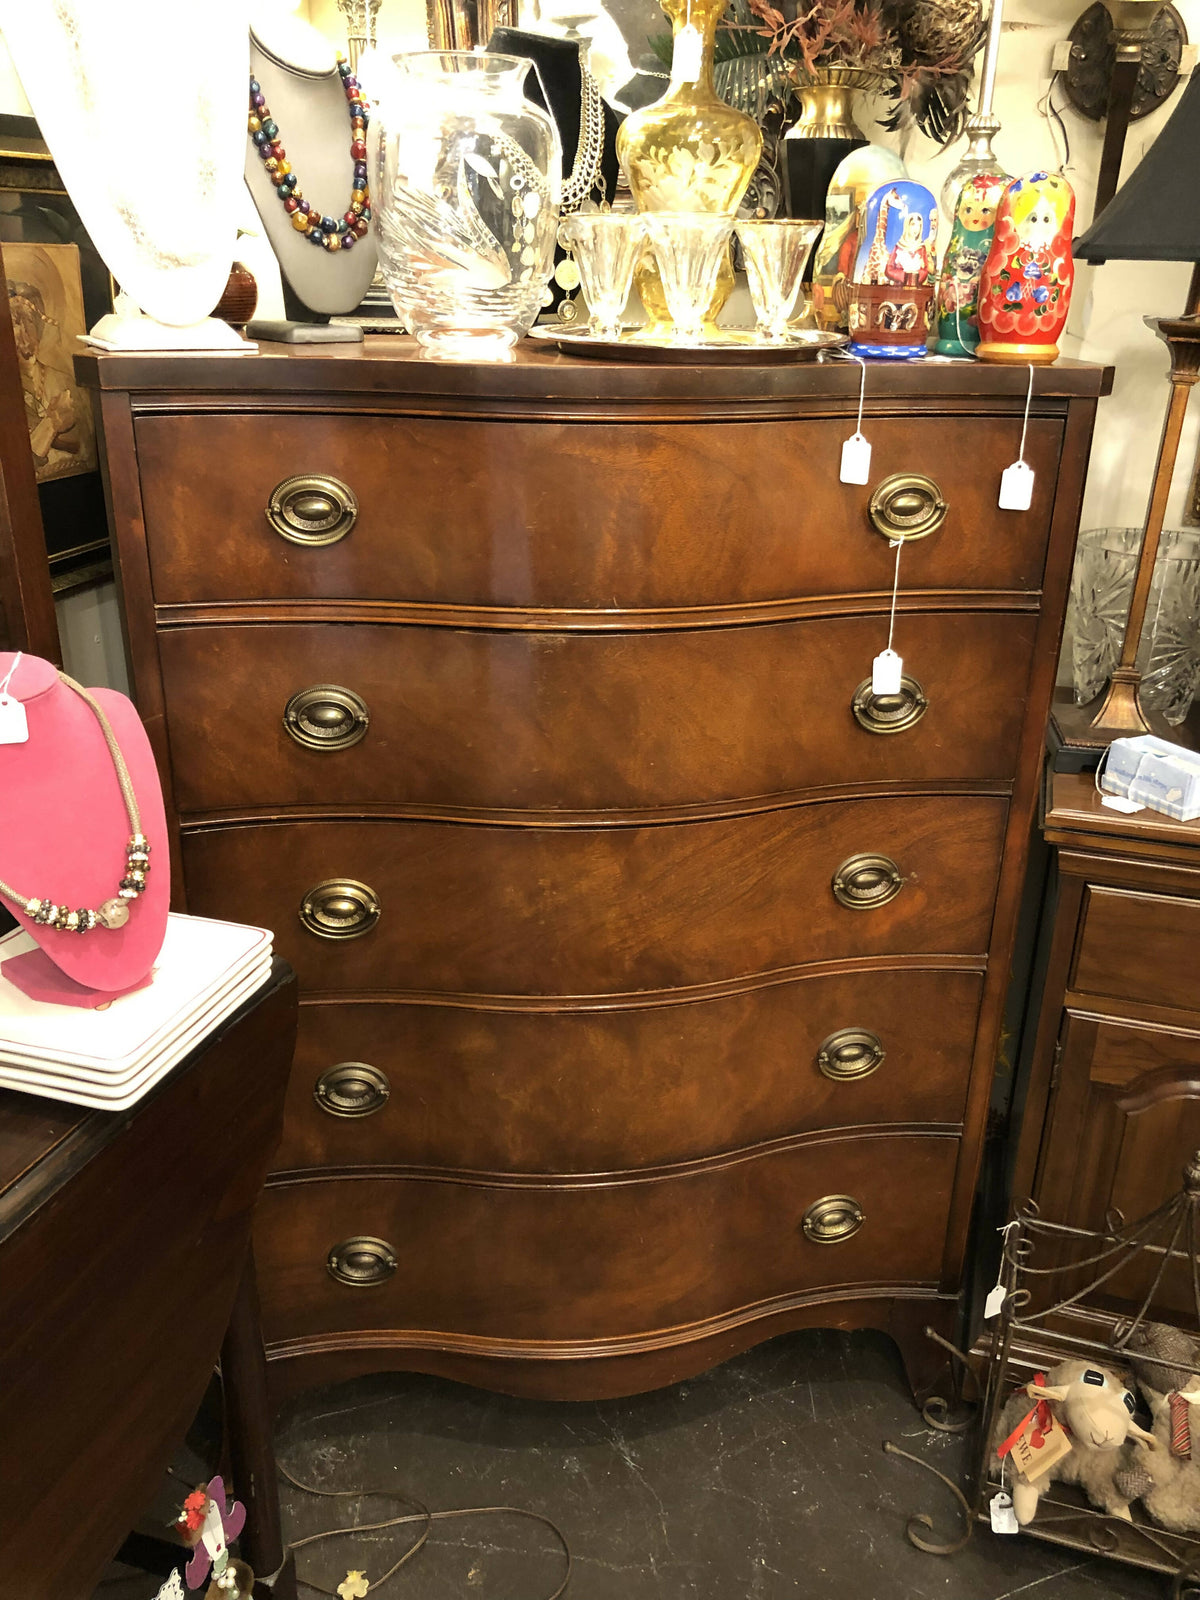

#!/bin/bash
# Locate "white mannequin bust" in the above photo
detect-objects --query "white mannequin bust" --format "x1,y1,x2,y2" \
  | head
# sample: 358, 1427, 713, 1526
246, 4, 380, 316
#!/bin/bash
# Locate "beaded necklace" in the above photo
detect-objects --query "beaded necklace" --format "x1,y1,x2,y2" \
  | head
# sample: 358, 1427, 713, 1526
249, 53, 371, 252
0, 659, 150, 934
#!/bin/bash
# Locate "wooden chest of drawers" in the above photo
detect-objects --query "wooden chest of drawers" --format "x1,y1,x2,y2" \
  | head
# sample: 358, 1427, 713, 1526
81, 345, 1107, 1402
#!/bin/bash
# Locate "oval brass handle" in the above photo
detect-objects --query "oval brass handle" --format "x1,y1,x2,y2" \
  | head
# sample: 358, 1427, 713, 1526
315, 1062, 391, 1118
299, 879, 381, 939
817, 1028, 886, 1082
284, 684, 371, 752
867, 473, 947, 543
327, 1235, 397, 1286
802, 1194, 865, 1245
832, 853, 904, 911
266, 473, 358, 546
851, 674, 928, 735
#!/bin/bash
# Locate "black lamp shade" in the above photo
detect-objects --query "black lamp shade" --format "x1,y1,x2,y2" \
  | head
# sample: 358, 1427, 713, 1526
1075, 70, 1200, 262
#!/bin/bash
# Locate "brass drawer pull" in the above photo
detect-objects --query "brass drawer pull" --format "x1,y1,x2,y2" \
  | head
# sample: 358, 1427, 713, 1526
852, 674, 928, 735
299, 879, 381, 939
266, 473, 358, 546
802, 1195, 865, 1245
315, 1062, 390, 1118
284, 684, 370, 752
832, 853, 904, 911
327, 1235, 397, 1286
817, 1028, 885, 1082
867, 473, 947, 543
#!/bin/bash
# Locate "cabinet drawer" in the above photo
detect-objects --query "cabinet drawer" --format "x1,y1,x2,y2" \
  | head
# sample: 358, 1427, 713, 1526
136, 412, 1063, 609
1072, 885, 1200, 1014
161, 613, 1036, 816
181, 796, 1007, 997
278, 968, 983, 1174
255, 1131, 959, 1347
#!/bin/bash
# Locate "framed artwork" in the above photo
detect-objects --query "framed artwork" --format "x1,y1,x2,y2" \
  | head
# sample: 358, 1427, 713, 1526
3, 240, 96, 483
0, 114, 113, 591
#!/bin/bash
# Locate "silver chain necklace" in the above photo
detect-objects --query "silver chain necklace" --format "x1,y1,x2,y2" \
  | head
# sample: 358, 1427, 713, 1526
561, 59, 605, 214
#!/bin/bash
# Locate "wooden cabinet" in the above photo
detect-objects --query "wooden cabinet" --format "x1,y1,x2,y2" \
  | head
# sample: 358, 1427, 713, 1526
1014, 774, 1200, 1319
80, 344, 1107, 1403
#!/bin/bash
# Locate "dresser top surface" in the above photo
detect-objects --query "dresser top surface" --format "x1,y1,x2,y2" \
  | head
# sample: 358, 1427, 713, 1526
74, 336, 1114, 404
1045, 769, 1200, 853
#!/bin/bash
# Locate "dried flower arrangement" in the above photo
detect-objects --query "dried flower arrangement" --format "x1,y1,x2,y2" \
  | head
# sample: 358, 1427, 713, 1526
731, 0, 986, 143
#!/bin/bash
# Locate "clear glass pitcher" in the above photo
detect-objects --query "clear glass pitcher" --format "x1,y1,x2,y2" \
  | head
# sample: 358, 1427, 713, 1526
374, 51, 562, 357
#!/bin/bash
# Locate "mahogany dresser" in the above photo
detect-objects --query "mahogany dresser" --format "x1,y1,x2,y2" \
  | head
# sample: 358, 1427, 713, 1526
79, 344, 1109, 1403
1013, 770, 1200, 1322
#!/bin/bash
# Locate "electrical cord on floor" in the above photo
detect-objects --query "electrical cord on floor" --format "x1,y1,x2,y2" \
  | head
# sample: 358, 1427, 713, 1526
277, 1460, 572, 1600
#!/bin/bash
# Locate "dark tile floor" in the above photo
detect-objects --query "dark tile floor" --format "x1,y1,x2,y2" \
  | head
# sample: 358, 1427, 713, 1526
96, 1329, 1168, 1600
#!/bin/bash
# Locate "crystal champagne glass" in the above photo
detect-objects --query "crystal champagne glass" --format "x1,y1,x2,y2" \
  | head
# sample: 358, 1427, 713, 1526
734, 218, 823, 340
643, 213, 734, 344
557, 212, 645, 340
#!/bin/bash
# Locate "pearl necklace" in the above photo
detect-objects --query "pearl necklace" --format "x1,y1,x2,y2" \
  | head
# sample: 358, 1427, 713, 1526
0, 667, 150, 934
249, 53, 371, 252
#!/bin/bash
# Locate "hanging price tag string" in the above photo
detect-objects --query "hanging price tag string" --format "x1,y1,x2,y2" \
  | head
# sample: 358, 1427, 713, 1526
999, 365, 1037, 511
872, 538, 904, 695
0, 650, 28, 745
838, 352, 872, 484
0, 651, 23, 700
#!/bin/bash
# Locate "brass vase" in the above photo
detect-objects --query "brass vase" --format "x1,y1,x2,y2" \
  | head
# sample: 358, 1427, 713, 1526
785, 65, 884, 142
617, 0, 762, 331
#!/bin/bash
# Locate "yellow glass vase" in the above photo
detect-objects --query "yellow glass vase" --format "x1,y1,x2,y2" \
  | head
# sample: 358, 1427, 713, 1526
617, 0, 762, 331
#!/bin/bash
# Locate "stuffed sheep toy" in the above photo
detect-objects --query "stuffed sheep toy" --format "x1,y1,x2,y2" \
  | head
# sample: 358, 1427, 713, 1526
1113, 1321, 1200, 1534
992, 1359, 1157, 1526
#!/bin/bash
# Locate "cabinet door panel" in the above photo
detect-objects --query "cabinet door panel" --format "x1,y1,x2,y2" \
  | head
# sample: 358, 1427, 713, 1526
1036, 1014, 1200, 1318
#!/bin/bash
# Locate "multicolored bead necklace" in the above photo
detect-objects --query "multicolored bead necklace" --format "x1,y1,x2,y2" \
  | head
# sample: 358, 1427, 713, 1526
248, 53, 371, 252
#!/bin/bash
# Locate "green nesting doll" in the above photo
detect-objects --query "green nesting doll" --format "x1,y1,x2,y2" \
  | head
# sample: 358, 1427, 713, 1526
934, 170, 1008, 358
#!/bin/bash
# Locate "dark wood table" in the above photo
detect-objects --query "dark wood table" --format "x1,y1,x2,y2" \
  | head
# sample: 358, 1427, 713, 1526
0, 957, 298, 1600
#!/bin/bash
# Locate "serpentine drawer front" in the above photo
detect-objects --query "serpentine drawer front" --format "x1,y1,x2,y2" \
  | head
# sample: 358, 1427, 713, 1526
180, 795, 1008, 997
81, 347, 1106, 1400
158, 612, 1037, 815
253, 1132, 961, 1349
135, 410, 1065, 608
276, 967, 986, 1175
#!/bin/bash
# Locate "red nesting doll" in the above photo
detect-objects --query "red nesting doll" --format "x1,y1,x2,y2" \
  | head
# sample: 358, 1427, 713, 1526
977, 171, 1075, 365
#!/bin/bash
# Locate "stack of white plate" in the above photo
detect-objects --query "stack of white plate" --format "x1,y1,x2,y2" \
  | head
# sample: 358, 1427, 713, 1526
0, 913, 274, 1110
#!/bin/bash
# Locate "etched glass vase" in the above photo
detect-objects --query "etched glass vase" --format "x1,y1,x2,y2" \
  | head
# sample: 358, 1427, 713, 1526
1069, 526, 1200, 725
374, 52, 561, 356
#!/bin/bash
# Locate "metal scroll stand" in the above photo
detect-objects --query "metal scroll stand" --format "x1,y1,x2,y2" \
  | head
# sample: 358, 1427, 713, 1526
882, 1154, 1200, 1593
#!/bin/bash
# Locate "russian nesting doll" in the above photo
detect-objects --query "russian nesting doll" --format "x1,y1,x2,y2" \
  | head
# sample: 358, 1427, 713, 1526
811, 144, 908, 332
934, 169, 1008, 358
847, 180, 938, 359
976, 170, 1075, 365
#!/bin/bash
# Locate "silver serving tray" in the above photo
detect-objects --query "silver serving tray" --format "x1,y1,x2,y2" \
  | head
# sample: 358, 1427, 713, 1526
526, 324, 850, 364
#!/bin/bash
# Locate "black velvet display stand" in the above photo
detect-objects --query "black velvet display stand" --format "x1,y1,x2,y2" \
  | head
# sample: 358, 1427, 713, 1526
488, 29, 622, 315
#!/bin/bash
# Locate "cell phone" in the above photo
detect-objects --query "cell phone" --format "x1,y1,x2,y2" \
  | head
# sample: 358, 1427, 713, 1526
246, 320, 365, 344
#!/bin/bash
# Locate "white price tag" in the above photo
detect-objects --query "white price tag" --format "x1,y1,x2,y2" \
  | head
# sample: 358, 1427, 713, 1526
672, 23, 704, 82
0, 694, 28, 744
840, 431, 872, 485
872, 648, 903, 696
990, 1491, 1020, 1534
200, 1498, 228, 1566
999, 459, 1034, 511
1101, 794, 1144, 814
984, 1282, 1007, 1320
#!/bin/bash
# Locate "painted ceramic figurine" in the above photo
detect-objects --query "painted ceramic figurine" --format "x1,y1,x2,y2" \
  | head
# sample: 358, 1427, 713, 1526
977, 170, 1075, 365
811, 144, 908, 333
848, 180, 938, 359
934, 169, 1008, 357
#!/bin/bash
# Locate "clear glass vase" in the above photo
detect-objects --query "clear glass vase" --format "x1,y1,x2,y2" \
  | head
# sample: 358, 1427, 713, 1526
374, 51, 562, 357
1068, 526, 1200, 725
